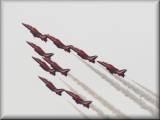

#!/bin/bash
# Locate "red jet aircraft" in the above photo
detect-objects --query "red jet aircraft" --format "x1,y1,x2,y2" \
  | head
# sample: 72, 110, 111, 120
32, 57, 56, 75
70, 45, 98, 63
97, 61, 127, 77
43, 57, 70, 76
27, 41, 53, 58
46, 34, 72, 53
39, 76, 65, 95
65, 90, 92, 108
22, 23, 48, 42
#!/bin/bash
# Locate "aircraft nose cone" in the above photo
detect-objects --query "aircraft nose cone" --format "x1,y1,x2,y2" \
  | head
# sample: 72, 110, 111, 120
50, 53, 54, 56
26, 41, 34, 47
22, 22, 29, 28
97, 61, 103, 64
32, 56, 37, 60
22, 22, 26, 26
38, 76, 43, 80
32, 56, 40, 63
38, 76, 49, 85
64, 90, 70, 94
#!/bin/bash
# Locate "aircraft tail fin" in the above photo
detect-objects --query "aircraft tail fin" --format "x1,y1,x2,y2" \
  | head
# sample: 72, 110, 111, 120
116, 69, 127, 77
82, 101, 92, 108
88, 55, 98, 63
40, 35, 48, 42
48, 69, 56, 75
61, 69, 70, 76
43, 53, 54, 59
63, 45, 72, 53
54, 89, 64, 96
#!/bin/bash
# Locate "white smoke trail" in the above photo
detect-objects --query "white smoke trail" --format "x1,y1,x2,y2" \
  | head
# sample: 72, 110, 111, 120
77, 58, 158, 116
96, 63, 158, 108
130, 79, 158, 98
98, 64, 158, 100
113, 75, 158, 107
67, 73, 127, 118
58, 77, 107, 118
65, 98, 89, 118
39, 76, 87, 118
